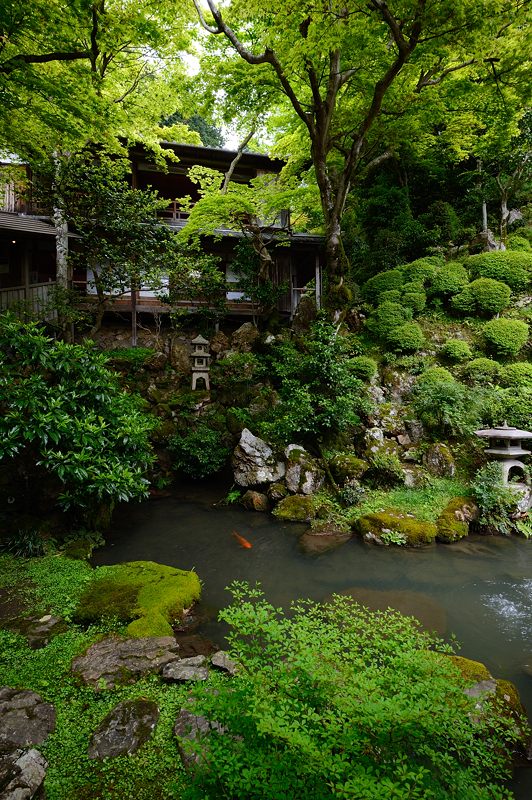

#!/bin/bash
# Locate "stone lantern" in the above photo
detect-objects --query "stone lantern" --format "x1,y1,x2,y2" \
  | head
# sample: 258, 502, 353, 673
474, 422, 532, 484
191, 334, 211, 391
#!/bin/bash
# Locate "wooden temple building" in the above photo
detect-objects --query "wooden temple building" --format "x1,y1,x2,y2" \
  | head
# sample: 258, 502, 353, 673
0, 143, 324, 322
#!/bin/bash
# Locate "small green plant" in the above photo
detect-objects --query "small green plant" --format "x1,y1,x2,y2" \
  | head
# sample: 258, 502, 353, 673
514, 517, 532, 539
348, 355, 378, 381
452, 278, 512, 316
223, 487, 243, 505
500, 362, 532, 388
386, 321, 425, 352
0, 528, 46, 557
379, 528, 408, 546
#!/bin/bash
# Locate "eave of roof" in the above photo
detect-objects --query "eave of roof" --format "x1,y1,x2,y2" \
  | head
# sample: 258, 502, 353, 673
0, 212, 56, 236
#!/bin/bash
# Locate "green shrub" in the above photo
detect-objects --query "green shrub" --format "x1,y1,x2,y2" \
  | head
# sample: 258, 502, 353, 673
431, 263, 469, 297
417, 366, 456, 384
362, 269, 404, 301
483, 318, 529, 358
471, 462, 517, 534
467, 251, 532, 292
507, 233, 531, 251
366, 301, 411, 339
499, 388, 532, 429
452, 278, 511, 316
402, 280, 424, 293
440, 339, 472, 363
348, 355, 378, 381
378, 289, 402, 304
387, 321, 425, 352
399, 256, 444, 285
402, 291, 426, 313
182, 583, 520, 800
105, 346, 155, 369
169, 422, 230, 478
0, 315, 155, 516
463, 358, 501, 384
500, 362, 532, 388
412, 371, 486, 435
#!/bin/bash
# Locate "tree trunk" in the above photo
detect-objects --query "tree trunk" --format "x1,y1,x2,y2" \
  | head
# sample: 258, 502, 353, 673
131, 286, 137, 347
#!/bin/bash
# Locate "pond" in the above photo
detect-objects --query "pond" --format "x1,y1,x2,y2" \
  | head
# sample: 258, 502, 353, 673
93, 488, 532, 797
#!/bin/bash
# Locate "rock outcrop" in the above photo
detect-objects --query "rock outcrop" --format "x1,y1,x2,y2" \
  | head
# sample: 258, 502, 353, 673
232, 429, 285, 487
284, 445, 324, 495
88, 699, 159, 759
71, 636, 181, 689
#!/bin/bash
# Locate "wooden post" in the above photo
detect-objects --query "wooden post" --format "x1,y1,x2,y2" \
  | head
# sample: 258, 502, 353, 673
315, 253, 321, 311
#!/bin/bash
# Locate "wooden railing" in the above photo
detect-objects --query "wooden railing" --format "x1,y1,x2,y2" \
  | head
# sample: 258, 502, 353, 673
0, 282, 56, 316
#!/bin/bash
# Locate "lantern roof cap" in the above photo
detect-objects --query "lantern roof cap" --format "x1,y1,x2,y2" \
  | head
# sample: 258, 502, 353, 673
191, 334, 209, 345
474, 421, 532, 439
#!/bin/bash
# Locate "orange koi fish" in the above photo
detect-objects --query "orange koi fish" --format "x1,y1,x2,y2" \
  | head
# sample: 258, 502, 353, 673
232, 531, 253, 549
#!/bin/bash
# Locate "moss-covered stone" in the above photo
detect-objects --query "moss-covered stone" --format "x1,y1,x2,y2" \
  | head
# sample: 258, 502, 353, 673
436, 496, 479, 543
273, 494, 315, 522
76, 561, 201, 638
448, 655, 491, 684
355, 508, 437, 547
329, 453, 369, 484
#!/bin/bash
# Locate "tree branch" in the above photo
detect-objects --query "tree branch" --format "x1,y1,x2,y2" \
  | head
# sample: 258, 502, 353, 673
415, 59, 475, 92
221, 127, 256, 193
0, 51, 89, 74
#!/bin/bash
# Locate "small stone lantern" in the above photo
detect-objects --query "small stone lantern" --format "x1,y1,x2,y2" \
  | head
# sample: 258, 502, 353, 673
474, 422, 532, 484
191, 334, 211, 391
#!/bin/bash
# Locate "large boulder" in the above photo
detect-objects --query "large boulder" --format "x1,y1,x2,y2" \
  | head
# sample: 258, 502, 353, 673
423, 443, 456, 477
329, 453, 368, 484
232, 429, 285, 487
71, 636, 180, 689
0, 688, 55, 753
88, 699, 159, 759
436, 496, 479, 543
162, 656, 209, 682
284, 445, 325, 495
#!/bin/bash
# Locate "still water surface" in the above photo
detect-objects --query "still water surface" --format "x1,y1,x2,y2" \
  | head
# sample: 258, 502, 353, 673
93, 492, 532, 797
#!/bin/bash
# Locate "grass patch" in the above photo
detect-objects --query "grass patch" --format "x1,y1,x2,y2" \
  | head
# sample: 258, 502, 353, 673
349, 478, 470, 524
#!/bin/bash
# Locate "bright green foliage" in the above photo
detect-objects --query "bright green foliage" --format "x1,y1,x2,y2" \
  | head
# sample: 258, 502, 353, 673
431, 263, 470, 297
412, 369, 487, 435
75, 560, 201, 638
378, 289, 402, 304
441, 339, 473, 363
498, 388, 532, 430
467, 251, 532, 292
387, 322, 425, 353
507, 234, 531, 252
348, 356, 378, 382
463, 358, 501, 384
356, 509, 437, 546
366, 301, 411, 340
500, 362, 532, 388
257, 320, 367, 444
169, 422, 230, 479
362, 269, 404, 302
0, 315, 154, 514
483, 318, 529, 358
436, 497, 477, 542
471, 462, 518, 534
399, 257, 443, 285
402, 291, 426, 313
182, 584, 518, 800
452, 278, 512, 316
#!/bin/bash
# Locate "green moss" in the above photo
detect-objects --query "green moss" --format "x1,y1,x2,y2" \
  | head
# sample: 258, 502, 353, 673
436, 496, 478, 543
329, 453, 368, 483
449, 655, 491, 684
355, 508, 437, 546
76, 561, 201, 637
273, 495, 315, 522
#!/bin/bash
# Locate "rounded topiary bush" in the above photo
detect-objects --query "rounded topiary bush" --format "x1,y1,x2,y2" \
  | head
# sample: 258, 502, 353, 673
348, 355, 378, 381
463, 358, 501, 384
440, 339, 472, 363
507, 233, 531, 252
400, 256, 444, 285
452, 278, 511, 316
466, 251, 532, 292
402, 291, 426, 313
431, 262, 469, 297
362, 269, 404, 302
500, 362, 532, 388
387, 321, 425, 352
366, 301, 411, 339
417, 366, 456, 385
483, 318, 529, 358
378, 289, 402, 304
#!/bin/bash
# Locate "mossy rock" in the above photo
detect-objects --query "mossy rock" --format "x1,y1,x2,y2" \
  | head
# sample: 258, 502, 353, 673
329, 453, 368, 484
273, 494, 315, 522
448, 655, 491, 684
76, 560, 201, 638
355, 508, 437, 547
436, 496, 479, 543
